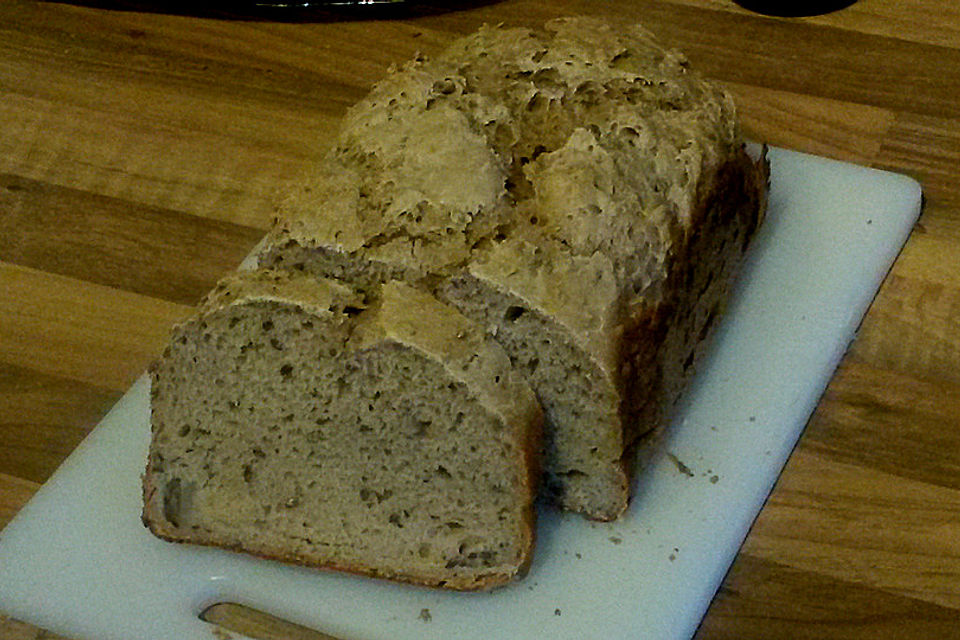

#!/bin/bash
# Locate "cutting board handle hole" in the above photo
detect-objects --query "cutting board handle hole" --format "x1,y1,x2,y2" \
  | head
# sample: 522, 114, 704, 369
200, 602, 344, 640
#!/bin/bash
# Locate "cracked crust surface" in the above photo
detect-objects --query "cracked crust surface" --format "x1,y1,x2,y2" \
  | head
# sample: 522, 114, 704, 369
259, 17, 767, 519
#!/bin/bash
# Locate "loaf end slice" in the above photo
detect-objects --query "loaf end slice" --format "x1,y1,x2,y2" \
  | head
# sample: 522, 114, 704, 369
143, 269, 541, 590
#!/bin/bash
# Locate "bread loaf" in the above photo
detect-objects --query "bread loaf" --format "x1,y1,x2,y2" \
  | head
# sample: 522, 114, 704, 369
258, 17, 768, 520
142, 269, 541, 590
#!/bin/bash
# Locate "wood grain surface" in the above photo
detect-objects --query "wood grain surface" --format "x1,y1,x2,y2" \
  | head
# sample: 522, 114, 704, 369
2, 0, 959, 638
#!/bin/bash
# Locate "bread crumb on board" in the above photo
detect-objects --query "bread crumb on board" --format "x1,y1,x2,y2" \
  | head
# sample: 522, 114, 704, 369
666, 452, 696, 477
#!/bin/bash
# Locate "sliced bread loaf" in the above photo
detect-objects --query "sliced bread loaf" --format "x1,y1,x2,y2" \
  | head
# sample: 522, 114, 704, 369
142, 269, 541, 590
258, 17, 768, 520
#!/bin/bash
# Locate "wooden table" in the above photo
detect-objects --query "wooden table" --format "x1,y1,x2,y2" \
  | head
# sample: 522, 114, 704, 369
1, 0, 958, 637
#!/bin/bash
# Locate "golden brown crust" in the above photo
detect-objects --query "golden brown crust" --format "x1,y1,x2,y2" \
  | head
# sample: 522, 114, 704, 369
254, 17, 767, 522
620, 144, 769, 459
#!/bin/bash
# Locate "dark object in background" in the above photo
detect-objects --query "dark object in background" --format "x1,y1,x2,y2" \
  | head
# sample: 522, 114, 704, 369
44, 0, 409, 20
44, 0, 501, 21
733, 0, 857, 16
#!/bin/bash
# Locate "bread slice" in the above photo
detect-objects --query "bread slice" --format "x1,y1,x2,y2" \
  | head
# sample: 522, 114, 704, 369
142, 269, 541, 590
258, 17, 768, 520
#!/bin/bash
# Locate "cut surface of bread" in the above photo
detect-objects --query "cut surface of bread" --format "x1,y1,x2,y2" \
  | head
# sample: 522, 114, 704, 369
258, 17, 768, 520
143, 270, 541, 590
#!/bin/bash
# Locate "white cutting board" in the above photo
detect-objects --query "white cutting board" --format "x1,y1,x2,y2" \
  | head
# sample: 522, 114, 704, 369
0, 148, 921, 640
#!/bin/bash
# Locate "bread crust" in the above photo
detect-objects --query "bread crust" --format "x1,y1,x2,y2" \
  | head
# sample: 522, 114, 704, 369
620, 145, 768, 481
256, 18, 768, 521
